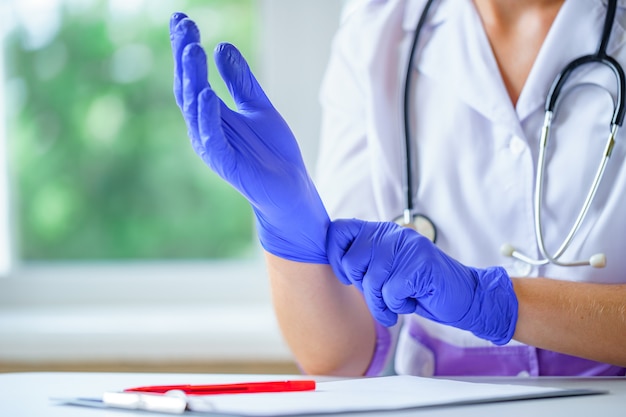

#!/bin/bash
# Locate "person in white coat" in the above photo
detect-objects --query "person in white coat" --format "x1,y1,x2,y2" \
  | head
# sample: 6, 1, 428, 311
170, 0, 626, 377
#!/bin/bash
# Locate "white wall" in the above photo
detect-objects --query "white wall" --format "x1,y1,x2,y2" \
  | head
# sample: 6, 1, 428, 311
258, 0, 343, 171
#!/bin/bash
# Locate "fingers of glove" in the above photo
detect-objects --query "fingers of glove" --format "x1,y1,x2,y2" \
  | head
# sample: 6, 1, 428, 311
197, 87, 235, 176
214, 43, 270, 111
362, 273, 398, 327
170, 14, 200, 109
381, 275, 419, 314
182, 42, 210, 144
326, 219, 369, 287
169, 12, 187, 34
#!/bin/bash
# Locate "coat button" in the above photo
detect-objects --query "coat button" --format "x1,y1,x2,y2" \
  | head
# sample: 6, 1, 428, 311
509, 136, 526, 155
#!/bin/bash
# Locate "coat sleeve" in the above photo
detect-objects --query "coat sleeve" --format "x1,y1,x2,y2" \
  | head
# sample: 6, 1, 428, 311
315, 1, 380, 221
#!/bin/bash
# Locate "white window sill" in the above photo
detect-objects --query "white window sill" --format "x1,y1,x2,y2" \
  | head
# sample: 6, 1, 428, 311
0, 304, 291, 362
0, 260, 293, 363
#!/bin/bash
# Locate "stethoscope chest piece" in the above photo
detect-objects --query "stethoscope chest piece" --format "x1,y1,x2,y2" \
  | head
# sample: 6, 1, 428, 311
395, 213, 437, 243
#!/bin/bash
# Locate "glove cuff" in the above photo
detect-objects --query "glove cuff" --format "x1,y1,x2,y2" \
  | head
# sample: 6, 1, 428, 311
254, 208, 330, 264
471, 266, 519, 346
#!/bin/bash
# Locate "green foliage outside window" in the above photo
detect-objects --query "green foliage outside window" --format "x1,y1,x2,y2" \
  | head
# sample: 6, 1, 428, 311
4, 0, 257, 260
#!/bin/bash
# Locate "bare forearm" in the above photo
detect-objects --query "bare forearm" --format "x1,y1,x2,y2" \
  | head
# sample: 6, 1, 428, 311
265, 252, 376, 376
512, 277, 626, 366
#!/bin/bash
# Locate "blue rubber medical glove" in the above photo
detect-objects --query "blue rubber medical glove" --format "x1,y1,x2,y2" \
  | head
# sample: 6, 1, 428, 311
170, 13, 329, 263
326, 219, 518, 345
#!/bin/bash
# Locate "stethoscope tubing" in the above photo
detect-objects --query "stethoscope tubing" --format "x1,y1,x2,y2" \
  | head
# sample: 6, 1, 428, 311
401, 0, 436, 227
402, 0, 623, 268
547, 55, 626, 125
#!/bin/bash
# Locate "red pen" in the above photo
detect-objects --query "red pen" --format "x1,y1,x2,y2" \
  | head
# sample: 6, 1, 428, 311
123, 379, 316, 395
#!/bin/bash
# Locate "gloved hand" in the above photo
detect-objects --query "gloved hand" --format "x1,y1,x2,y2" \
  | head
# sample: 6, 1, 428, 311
326, 219, 518, 345
169, 13, 329, 263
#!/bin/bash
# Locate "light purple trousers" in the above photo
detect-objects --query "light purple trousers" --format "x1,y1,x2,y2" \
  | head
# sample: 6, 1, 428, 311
366, 320, 625, 377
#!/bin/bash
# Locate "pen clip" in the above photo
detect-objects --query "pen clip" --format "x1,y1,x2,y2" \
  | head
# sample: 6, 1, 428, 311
103, 391, 187, 414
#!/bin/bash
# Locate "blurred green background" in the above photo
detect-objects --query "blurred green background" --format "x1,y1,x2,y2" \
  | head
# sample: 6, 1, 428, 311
4, 0, 257, 260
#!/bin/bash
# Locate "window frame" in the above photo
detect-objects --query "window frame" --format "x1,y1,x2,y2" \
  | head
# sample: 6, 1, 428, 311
0, 0, 12, 277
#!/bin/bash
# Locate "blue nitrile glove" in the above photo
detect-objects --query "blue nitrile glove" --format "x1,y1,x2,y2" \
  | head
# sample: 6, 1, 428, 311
169, 13, 329, 263
326, 219, 518, 345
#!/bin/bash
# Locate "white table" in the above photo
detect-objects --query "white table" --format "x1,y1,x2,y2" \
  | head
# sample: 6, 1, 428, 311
1, 372, 624, 416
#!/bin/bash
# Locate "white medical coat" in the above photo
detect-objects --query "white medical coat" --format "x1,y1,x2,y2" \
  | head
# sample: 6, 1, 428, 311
315, 0, 626, 376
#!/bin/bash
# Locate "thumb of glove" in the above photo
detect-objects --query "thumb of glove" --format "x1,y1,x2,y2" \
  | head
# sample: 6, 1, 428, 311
326, 219, 369, 286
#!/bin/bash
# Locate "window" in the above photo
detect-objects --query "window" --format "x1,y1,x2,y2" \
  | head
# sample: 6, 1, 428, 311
0, 0, 342, 369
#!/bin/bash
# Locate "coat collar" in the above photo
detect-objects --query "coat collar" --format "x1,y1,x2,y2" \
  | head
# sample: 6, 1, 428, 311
400, 0, 626, 134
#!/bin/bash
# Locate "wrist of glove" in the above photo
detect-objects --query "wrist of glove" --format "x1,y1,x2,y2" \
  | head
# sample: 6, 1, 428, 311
253, 182, 329, 263
326, 219, 518, 345
170, 13, 328, 263
447, 265, 517, 345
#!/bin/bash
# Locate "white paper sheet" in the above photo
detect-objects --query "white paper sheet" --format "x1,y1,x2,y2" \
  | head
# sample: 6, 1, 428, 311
183, 375, 602, 416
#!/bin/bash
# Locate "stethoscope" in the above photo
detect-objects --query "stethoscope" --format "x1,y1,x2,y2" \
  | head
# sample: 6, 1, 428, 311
396, 0, 625, 268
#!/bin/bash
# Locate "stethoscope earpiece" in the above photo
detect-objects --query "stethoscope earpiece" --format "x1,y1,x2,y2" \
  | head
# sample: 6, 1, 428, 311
499, 243, 516, 258
501, 243, 607, 269
589, 253, 607, 268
